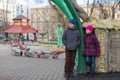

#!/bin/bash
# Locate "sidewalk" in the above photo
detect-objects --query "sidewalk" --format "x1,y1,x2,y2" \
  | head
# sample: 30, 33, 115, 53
0, 44, 12, 57
0, 43, 66, 80
0, 55, 66, 80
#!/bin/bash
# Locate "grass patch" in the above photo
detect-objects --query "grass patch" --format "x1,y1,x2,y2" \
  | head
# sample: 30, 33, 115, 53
41, 41, 57, 45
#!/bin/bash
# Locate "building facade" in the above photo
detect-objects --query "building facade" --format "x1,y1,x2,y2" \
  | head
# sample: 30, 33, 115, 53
31, 7, 62, 39
0, 9, 11, 22
0, 0, 17, 25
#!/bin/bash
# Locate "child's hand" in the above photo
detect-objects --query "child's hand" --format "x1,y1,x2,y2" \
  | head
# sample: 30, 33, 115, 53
96, 53, 100, 57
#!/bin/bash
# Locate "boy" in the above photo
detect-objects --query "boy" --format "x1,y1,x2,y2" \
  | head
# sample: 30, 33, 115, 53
62, 19, 80, 78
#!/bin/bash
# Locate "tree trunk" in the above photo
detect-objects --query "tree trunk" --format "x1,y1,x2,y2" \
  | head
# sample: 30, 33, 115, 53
6, 0, 8, 23
90, 0, 96, 17
111, 6, 115, 19
48, 0, 67, 28
3, 0, 5, 28
98, 3, 108, 19
87, 0, 89, 13
71, 0, 89, 22
111, 3, 118, 19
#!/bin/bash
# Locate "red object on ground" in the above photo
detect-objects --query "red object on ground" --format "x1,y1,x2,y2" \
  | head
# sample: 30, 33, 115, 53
50, 50, 65, 59
12, 42, 25, 50
37, 54, 41, 58
50, 50, 65, 55
19, 44, 25, 50
41, 51, 46, 55
12, 42, 19, 47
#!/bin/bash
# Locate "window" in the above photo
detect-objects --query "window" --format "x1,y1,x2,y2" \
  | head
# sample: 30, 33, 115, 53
7, 0, 12, 4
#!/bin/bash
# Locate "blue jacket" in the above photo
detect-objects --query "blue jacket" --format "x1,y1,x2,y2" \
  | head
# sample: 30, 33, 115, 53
62, 28, 80, 50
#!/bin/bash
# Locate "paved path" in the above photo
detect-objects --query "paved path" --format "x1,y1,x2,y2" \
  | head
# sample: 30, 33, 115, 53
1, 44, 120, 80
0, 44, 12, 57
0, 44, 66, 80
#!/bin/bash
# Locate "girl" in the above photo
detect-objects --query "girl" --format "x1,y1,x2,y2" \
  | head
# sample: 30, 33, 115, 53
83, 25, 100, 74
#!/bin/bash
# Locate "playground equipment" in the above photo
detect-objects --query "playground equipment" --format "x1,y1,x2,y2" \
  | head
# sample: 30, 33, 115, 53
51, 0, 86, 72
57, 25, 63, 47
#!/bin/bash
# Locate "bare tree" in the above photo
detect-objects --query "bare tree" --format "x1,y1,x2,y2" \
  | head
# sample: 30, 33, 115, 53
2, 0, 9, 30
87, 0, 89, 13
3, 0, 5, 25
111, 1, 119, 19
49, 0, 90, 22
99, 3, 109, 19
6, 0, 8, 23
89, 0, 96, 17
48, 0, 68, 28
92, 0, 120, 19
71, 0, 89, 22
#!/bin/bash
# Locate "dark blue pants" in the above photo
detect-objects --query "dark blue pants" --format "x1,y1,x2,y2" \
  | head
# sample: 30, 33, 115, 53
85, 56, 95, 73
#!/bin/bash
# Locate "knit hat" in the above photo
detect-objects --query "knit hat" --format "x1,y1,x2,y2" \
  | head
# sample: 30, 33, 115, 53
69, 19, 76, 25
86, 25, 94, 32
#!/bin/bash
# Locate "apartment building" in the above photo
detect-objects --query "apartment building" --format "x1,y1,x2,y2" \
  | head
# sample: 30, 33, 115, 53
31, 7, 61, 38
0, 0, 17, 24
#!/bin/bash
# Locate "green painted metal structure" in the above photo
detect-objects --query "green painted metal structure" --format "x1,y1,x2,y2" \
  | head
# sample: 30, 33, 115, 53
57, 26, 63, 47
51, 0, 86, 72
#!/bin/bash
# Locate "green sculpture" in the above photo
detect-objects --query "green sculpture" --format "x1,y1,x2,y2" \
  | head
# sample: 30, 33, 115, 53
51, 0, 86, 72
57, 25, 63, 47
